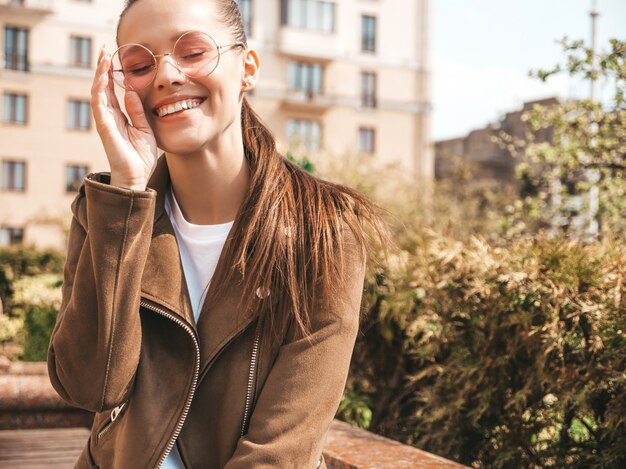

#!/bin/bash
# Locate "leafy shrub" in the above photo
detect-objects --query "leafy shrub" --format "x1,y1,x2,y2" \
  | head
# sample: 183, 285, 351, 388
9, 274, 62, 361
20, 303, 58, 361
0, 246, 64, 313
0, 315, 22, 346
340, 232, 625, 468
319, 150, 625, 467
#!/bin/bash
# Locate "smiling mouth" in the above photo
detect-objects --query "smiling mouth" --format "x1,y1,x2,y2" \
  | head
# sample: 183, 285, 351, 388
154, 98, 206, 118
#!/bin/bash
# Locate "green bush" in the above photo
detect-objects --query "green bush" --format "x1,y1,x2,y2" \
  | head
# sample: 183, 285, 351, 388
6, 274, 63, 361
0, 245, 64, 313
20, 303, 58, 361
320, 153, 625, 467
339, 231, 626, 468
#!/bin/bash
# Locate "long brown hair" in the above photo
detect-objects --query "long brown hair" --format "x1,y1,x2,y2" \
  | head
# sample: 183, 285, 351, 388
118, 0, 390, 345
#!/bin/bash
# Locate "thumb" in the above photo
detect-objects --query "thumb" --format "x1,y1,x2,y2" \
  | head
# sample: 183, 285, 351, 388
124, 90, 151, 132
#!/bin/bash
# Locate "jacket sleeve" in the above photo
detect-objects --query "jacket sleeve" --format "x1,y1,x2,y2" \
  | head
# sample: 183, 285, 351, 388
47, 173, 156, 413
224, 225, 367, 469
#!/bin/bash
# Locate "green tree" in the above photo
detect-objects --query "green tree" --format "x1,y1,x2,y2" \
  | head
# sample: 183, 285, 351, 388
503, 38, 626, 237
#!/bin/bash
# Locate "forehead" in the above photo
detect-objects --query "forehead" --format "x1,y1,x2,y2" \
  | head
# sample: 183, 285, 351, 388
118, 0, 228, 47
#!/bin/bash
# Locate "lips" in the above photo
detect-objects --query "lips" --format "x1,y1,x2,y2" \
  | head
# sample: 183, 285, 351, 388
152, 96, 207, 118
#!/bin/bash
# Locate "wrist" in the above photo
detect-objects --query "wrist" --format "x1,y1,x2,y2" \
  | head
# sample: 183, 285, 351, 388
110, 174, 148, 191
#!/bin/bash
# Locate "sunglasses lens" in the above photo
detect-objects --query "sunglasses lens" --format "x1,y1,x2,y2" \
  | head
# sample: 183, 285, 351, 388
111, 44, 156, 91
174, 31, 220, 77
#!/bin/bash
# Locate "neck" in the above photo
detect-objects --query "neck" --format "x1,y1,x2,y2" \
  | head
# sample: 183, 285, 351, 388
165, 140, 250, 225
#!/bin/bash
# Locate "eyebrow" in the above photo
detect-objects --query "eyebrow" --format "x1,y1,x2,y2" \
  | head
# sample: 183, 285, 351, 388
138, 30, 198, 49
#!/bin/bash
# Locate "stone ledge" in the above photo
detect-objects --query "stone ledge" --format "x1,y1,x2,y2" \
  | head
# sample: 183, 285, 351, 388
0, 361, 468, 468
324, 420, 467, 468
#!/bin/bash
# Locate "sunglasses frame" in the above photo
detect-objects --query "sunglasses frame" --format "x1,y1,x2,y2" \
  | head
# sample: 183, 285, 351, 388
110, 30, 245, 91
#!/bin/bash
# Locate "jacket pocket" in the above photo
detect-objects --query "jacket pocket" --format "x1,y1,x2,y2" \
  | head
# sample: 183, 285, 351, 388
95, 401, 128, 444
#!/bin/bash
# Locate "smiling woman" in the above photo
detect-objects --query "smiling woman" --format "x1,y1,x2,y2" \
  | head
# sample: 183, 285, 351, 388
46, 0, 389, 468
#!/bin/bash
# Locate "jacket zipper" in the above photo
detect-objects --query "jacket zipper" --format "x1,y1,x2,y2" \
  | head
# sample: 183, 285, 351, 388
140, 300, 201, 469
240, 318, 263, 437
96, 401, 127, 442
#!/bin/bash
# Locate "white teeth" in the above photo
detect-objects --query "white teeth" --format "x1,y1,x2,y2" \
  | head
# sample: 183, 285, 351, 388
156, 98, 203, 117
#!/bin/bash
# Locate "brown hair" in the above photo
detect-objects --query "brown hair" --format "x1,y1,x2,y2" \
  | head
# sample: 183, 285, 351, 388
117, 0, 390, 345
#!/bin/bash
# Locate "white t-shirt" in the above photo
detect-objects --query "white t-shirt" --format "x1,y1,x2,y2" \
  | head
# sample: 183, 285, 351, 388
161, 185, 234, 468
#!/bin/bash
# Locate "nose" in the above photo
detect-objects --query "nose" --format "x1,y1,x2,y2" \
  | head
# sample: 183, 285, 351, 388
152, 53, 187, 89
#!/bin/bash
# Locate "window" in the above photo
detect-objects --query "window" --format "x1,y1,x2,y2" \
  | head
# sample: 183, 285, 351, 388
361, 71, 377, 108
287, 119, 321, 150
361, 15, 376, 52
70, 36, 92, 67
236, 0, 253, 37
0, 227, 24, 246
2, 160, 26, 192
3, 93, 27, 124
358, 127, 375, 154
67, 99, 91, 130
4, 26, 29, 71
66, 164, 89, 192
281, 0, 336, 33
288, 62, 323, 93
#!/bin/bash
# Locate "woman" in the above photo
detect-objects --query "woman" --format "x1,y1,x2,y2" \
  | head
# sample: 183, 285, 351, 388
47, 0, 388, 467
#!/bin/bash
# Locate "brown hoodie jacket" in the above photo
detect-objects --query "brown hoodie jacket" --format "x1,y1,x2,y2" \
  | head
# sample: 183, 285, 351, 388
47, 155, 367, 468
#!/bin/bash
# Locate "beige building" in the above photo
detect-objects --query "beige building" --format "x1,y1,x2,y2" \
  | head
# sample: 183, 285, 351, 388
435, 97, 558, 184
1, 0, 432, 249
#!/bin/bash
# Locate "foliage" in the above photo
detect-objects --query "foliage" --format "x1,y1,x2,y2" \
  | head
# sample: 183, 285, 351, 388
0, 315, 22, 345
285, 150, 316, 173
502, 38, 626, 237
321, 148, 626, 467
0, 246, 64, 312
20, 303, 59, 362
9, 274, 62, 361
344, 230, 625, 468
318, 151, 515, 244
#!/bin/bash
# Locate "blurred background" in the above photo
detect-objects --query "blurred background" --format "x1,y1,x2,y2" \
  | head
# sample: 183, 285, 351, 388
0, 0, 624, 248
1, 1, 625, 468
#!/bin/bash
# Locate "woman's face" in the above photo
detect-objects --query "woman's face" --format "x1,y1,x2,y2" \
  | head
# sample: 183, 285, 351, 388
117, 0, 250, 155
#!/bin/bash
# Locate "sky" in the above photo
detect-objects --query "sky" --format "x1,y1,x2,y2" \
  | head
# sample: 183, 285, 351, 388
433, 0, 626, 140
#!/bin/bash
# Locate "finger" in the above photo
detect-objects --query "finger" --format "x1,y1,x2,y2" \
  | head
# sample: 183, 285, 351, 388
92, 51, 128, 134
91, 47, 114, 128
124, 90, 152, 134
105, 65, 123, 114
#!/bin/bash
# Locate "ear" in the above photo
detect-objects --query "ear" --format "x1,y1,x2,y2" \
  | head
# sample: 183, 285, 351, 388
241, 48, 260, 92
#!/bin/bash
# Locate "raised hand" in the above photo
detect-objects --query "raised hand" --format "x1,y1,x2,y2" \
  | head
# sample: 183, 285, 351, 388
91, 46, 158, 191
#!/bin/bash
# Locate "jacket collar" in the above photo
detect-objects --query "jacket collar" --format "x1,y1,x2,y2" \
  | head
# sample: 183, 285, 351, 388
140, 154, 257, 375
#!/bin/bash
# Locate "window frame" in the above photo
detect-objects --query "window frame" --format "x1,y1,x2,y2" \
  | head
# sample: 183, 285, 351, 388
360, 71, 377, 108
288, 61, 324, 94
1, 159, 27, 192
287, 118, 322, 150
361, 14, 376, 53
358, 127, 376, 154
65, 164, 89, 192
2, 92, 28, 125
69, 35, 92, 68
67, 98, 91, 130
281, 0, 336, 33
237, 0, 253, 38
0, 226, 24, 246
4, 25, 29, 71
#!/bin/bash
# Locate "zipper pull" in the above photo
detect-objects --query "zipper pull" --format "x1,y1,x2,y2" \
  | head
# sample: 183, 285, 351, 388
111, 402, 126, 422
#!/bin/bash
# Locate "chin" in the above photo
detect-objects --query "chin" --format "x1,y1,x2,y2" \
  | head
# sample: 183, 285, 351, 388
155, 128, 214, 156
161, 143, 207, 157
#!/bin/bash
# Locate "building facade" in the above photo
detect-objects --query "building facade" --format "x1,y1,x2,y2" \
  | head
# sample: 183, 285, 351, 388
1, 0, 120, 248
435, 97, 558, 184
1, 0, 432, 249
